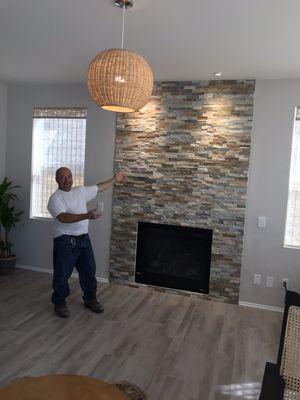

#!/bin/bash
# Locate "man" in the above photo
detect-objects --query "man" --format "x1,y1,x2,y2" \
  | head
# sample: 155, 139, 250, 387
47, 167, 125, 318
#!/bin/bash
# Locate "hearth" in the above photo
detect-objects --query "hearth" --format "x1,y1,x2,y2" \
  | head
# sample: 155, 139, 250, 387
135, 221, 213, 294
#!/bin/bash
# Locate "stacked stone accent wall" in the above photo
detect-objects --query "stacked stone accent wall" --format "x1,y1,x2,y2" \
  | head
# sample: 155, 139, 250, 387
110, 80, 255, 303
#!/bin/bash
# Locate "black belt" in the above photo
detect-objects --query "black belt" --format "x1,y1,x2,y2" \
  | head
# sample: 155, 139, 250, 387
71, 234, 87, 239
62, 233, 87, 239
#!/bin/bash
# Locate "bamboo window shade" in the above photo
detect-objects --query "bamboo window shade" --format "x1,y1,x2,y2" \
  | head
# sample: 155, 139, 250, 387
30, 107, 86, 219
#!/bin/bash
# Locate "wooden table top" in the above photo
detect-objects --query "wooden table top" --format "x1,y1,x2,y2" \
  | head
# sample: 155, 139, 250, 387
0, 375, 130, 400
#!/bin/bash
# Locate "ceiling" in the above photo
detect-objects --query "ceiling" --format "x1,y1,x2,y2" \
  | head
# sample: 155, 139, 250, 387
1, 0, 300, 84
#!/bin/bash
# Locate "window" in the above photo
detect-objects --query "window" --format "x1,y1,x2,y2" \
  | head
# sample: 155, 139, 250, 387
284, 107, 300, 247
30, 107, 87, 219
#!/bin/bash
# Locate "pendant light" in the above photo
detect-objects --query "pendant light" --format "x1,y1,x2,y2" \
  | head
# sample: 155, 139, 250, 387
87, 0, 153, 113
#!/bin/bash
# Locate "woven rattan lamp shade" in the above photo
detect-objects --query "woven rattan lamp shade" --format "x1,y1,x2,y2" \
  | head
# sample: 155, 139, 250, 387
87, 48, 153, 113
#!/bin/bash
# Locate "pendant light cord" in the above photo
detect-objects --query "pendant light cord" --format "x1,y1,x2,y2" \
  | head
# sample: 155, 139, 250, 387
121, 3, 125, 49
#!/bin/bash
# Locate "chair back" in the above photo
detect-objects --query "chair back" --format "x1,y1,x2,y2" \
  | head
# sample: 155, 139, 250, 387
280, 306, 300, 400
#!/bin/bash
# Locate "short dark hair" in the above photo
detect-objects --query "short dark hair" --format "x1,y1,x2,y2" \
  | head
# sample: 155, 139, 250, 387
55, 167, 71, 180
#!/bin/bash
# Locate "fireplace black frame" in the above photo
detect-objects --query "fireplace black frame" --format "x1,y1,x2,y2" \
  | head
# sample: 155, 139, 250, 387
135, 221, 213, 294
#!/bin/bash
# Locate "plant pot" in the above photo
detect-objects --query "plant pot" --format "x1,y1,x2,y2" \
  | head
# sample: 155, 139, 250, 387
0, 255, 17, 275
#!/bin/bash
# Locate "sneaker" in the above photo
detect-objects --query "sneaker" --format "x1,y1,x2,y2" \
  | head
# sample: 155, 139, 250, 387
54, 304, 70, 318
84, 300, 104, 313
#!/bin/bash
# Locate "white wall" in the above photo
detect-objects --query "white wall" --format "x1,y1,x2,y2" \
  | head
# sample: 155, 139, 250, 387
6, 84, 116, 279
240, 79, 300, 308
0, 83, 7, 179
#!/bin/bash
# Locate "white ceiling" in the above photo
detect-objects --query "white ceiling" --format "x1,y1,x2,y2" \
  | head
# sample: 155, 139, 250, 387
1, 0, 300, 84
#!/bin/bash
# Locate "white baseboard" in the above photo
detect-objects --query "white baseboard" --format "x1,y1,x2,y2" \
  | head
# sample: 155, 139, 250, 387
14, 265, 284, 310
16, 264, 109, 283
239, 300, 284, 313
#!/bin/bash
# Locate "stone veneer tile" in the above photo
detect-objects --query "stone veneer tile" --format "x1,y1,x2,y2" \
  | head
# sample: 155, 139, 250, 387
110, 80, 255, 304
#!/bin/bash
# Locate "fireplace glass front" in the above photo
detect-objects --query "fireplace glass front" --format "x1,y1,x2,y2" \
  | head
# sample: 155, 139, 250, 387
135, 221, 213, 294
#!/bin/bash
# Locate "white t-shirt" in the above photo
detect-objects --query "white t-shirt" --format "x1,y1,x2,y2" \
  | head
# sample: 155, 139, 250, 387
47, 185, 98, 238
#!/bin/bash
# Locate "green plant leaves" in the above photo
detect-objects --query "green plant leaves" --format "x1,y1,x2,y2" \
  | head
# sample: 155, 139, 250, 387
0, 177, 23, 258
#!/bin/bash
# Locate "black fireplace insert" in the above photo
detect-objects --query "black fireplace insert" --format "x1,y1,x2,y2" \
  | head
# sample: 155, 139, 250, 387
135, 221, 213, 294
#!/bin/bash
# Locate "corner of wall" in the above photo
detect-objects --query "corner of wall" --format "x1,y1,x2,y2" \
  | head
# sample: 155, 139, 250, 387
0, 83, 7, 180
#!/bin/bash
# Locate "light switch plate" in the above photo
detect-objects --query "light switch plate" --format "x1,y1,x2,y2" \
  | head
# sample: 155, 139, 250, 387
257, 216, 266, 228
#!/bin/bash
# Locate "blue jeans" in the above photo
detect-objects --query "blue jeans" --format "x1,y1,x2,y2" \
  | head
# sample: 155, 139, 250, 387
51, 234, 97, 306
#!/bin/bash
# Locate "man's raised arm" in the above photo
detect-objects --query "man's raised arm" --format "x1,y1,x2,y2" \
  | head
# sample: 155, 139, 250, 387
96, 172, 126, 193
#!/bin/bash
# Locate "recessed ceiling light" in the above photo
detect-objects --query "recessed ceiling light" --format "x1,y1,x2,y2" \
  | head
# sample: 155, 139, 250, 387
213, 72, 223, 77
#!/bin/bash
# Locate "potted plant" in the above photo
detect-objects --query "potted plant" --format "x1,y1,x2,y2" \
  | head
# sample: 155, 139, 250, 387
0, 177, 23, 275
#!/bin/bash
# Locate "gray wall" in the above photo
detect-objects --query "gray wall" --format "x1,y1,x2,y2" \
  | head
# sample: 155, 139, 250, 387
6, 84, 116, 279
240, 79, 300, 308
0, 83, 7, 179
6, 80, 300, 308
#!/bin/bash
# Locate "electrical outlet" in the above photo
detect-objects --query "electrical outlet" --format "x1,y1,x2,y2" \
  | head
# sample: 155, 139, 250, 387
281, 278, 289, 289
254, 274, 261, 285
266, 276, 274, 287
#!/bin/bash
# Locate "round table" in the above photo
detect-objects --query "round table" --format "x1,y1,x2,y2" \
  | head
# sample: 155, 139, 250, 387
0, 375, 130, 400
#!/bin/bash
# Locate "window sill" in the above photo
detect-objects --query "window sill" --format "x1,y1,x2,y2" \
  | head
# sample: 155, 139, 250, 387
30, 217, 53, 222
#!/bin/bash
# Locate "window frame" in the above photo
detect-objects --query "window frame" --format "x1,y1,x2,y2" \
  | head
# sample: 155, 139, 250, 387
29, 107, 87, 220
284, 106, 300, 249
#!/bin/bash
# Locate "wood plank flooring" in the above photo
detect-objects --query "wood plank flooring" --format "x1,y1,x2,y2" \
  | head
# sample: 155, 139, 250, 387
0, 269, 282, 400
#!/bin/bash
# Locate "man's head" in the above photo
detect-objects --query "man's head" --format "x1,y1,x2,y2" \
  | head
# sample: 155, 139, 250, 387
55, 167, 73, 192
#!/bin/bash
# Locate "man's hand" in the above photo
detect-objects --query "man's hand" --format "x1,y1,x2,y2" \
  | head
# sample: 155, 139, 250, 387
115, 171, 126, 183
57, 210, 101, 223
97, 171, 126, 193
87, 209, 101, 220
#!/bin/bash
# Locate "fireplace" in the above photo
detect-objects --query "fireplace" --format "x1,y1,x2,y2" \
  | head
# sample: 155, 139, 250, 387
110, 80, 254, 302
135, 221, 213, 294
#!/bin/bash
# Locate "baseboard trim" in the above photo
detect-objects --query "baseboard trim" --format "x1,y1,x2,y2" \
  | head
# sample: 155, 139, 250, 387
16, 264, 109, 283
14, 265, 284, 309
239, 300, 284, 313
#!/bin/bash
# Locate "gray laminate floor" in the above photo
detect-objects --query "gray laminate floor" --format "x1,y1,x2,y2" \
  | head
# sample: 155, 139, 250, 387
0, 268, 282, 400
